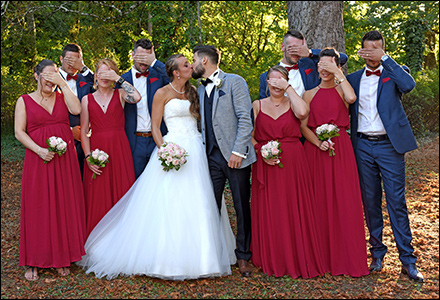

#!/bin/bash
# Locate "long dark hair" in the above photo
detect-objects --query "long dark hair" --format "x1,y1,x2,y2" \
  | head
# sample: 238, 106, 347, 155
165, 54, 200, 121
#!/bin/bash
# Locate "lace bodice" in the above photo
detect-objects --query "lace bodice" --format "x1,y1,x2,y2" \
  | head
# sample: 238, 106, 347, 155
163, 99, 199, 138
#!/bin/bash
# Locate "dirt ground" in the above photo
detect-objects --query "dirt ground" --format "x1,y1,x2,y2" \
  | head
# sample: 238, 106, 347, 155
1, 136, 438, 299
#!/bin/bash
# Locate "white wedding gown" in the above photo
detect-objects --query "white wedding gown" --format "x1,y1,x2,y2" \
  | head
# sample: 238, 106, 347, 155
77, 99, 236, 280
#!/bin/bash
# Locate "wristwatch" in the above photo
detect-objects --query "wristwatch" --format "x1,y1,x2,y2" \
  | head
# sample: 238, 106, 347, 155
117, 77, 125, 85
380, 54, 389, 63
80, 66, 88, 74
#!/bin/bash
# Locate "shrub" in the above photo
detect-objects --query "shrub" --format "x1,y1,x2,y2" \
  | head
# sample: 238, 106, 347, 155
403, 68, 439, 136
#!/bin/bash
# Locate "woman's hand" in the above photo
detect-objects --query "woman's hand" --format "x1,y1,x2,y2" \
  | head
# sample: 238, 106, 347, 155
318, 140, 334, 152
86, 159, 103, 177
41, 71, 66, 87
267, 77, 289, 90
97, 69, 120, 82
317, 57, 341, 75
263, 157, 281, 166
38, 147, 55, 162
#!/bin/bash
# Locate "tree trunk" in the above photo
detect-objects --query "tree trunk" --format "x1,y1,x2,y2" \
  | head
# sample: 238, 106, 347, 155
287, 1, 346, 72
25, 10, 37, 69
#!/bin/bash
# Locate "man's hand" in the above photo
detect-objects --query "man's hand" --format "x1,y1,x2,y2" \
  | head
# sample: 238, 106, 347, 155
72, 125, 81, 142
358, 47, 385, 62
228, 153, 243, 169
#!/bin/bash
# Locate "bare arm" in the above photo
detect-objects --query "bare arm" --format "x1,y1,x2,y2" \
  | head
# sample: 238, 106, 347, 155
80, 94, 102, 176
267, 77, 309, 119
318, 57, 356, 105
14, 97, 55, 162
151, 88, 167, 147
119, 80, 141, 104
251, 100, 260, 147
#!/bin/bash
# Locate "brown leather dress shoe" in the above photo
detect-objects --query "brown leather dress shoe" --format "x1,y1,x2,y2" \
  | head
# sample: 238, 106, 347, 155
237, 259, 253, 277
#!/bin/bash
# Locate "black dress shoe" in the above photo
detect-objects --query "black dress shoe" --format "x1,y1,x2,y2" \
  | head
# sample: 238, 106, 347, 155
401, 264, 424, 282
369, 257, 383, 273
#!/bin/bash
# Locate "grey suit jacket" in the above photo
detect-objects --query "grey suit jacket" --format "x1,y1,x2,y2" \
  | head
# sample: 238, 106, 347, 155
198, 70, 257, 168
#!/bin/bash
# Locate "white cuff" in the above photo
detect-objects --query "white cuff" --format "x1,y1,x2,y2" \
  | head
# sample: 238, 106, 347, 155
232, 151, 247, 159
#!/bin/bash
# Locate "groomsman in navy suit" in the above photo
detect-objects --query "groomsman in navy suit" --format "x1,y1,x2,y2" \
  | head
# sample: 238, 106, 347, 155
348, 30, 423, 282
59, 43, 94, 177
119, 39, 169, 178
259, 30, 348, 100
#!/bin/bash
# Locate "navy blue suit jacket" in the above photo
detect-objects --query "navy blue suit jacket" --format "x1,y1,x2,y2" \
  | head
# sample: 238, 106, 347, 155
120, 61, 169, 153
259, 49, 348, 99
347, 57, 417, 154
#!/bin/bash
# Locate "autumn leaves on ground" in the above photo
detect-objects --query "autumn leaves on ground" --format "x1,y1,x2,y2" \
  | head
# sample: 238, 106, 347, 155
1, 135, 438, 299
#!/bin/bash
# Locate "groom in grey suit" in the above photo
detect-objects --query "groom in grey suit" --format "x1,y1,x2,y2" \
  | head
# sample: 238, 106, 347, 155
192, 45, 257, 277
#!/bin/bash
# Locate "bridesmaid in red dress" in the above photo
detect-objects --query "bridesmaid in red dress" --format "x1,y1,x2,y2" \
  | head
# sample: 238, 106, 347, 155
300, 48, 369, 277
14, 59, 86, 281
250, 65, 327, 278
80, 58, 140, 238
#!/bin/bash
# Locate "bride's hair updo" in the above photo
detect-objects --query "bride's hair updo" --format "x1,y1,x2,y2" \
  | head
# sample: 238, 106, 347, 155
166, 54, 200, 121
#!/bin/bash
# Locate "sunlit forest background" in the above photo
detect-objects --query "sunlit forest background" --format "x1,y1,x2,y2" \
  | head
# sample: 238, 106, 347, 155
1, 1, 438, 136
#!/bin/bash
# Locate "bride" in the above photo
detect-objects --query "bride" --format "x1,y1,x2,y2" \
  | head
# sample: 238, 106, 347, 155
77, 54, 236, 280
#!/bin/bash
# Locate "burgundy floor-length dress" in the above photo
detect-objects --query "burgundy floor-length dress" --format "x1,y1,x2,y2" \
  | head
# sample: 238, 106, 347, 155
251, 102, 327, 278
83, 89, 135, 238
304, 86, 369, 277
19, 92, 86, 268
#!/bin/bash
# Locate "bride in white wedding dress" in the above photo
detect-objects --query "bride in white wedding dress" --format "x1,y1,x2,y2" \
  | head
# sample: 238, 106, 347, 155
77, 54, 236, 280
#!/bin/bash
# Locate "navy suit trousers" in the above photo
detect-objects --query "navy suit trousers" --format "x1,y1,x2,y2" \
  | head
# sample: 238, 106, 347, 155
355, 137, 417, 265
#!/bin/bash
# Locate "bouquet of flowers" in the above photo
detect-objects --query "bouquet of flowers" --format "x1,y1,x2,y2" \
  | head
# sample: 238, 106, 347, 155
157, 142, 188, 172
315, 123, 340, 157
87, 149, 109, 179
260, 140, 283, 168
44, 136, 67, 164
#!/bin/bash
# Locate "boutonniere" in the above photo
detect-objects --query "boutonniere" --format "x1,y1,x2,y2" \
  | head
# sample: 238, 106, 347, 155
214, 78, 223, 88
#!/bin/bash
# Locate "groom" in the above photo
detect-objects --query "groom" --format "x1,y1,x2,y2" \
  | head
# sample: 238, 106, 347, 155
192, 45, 257, 277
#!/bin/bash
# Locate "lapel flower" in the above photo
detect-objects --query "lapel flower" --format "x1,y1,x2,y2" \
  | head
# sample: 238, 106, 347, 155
214, 78, 223, 88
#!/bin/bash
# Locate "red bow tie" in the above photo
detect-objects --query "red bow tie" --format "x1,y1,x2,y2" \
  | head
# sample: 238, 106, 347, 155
136, 71, 149, 78
285, 64, 299, 71
66, 74, 79, 81
366, 69, 381, 77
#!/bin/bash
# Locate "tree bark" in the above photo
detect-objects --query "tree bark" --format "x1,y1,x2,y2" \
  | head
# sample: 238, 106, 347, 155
287, 1, 346, 71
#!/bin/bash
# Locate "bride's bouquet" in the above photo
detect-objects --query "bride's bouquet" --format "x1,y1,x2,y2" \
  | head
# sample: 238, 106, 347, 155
157, 142, 188, 172
88, 148, 109, 179
316, 123, 340, 157
261, 140, 283, 168
44, 136, 67, 164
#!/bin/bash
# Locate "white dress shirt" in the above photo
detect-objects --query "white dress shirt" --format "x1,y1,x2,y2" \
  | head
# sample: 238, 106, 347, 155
279, 61, 305, 97
131, 60, 156, 132
358, 65, 387, 135
205, 68, 220, 98
59, 68, 78, 97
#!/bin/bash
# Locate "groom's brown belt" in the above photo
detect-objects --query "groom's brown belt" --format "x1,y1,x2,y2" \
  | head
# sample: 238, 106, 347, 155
357, 133, 389, 141
136, 131, 152, 137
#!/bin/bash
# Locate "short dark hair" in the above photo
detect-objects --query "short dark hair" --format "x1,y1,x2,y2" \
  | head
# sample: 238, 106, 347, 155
319, 47, 340, 66
361, 30, 385, 48
134, 38, 153, 52
193, 45, 220, 65
62, 43, 81, 58
283, 30, 305, 43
